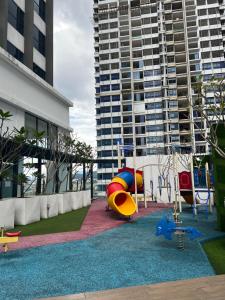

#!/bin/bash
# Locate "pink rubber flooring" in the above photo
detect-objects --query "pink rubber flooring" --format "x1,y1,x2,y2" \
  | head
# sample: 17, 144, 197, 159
9, 199, 172, 251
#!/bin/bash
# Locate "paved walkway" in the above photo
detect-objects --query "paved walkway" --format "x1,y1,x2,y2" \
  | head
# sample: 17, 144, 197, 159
40, 275, 225, 300
10, 199, 171, 251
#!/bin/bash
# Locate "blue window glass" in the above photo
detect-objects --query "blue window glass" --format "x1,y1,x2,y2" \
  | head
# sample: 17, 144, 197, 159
96, 108, 100, 115
202, 63, 211, 70
111, 84, 120, 90
121, 61, 130, 68
122, 93, 132, 100
145, 91, 162, 98
112, 95, 120, 101
113, 127, 121, 134
123, 115, 133, 123
112, 116, 121, 123
135, 115, 145, 123
168, 101, 178, 108
33, 25, 45, 56
101, 117, 111, 124
146, 113, 163, 121
95, 87, 100, 93
146, 124, 164, 132
145, 102, 162, 110
134, 93, 144, 101
96, 98, 100, 104
97, 130, 101, 136
213, 61, 225, 69
124, 138, 133, 145
147, 136, 164, 143
33, 63, 45, 80
123, 105, 132, 112
124, 127, 133, 134
7, 41, 24, 63
169, 123, 179, 130
100, 74, 110, 81
101, 85, 110, 92
100, 106, 111, 113
95, 77, 100, 83
34, 0, 46, 21
167, 67, 176, 73
112, 106, 120, 112
111, 73, 120, 80
102, 128, 112, 135
168, 89, 177, 96
101, 139, 112, 146
168, 112, 179, 118
100, 96, 110, 102
96, 119, 101, 125
101, 150, 112, 157
8, 0, 24, 35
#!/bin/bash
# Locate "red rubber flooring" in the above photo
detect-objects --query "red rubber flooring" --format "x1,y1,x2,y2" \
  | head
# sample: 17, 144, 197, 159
9, 199, 171, 251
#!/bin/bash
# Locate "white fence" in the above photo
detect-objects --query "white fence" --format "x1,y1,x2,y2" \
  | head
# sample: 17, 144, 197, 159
0, 190, 91, 229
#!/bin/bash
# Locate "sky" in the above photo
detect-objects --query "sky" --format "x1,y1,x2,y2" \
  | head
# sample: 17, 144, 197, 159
54, 0, 96, 147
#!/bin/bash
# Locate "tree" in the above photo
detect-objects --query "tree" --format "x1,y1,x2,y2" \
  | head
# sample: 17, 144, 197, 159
193, 76, 225, 158
0, 109, 44, 198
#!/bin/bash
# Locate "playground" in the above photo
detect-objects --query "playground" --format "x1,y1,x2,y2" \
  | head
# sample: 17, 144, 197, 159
0, 198, 224, 300
1, 150, 225, 299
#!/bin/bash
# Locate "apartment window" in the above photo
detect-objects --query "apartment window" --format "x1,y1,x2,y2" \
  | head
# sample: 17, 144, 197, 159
101, 85, 110, 92
111, 73, 120, 80
100, 106, 110, 113
124, 127, 133, 134
34, 0, 46, 21
100, 96, 110, 103
146, 113, 163, 121
101, 128, 111, 135
33, 25, 45, 56
134, 93, 144, 101
145, 102, 162, 110
8, 0, 24, 35
111, 84, 120, 90
7, 41, 24, 63
113, 128, 121, 134
112, 106, 120, 112
112, 116, 121, 123
123, 105, 132, 112
100, 74, 110, 81
135, 126, 145, 134
135, 115, 145, 123
147, 136, 164, 144
112, 95, 120, 101
33, 63, 45, 80
123, 116, 133, 123
146, 124, 164, 132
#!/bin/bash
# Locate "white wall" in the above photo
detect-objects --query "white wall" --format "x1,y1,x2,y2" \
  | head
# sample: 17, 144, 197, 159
0, 100, 24, 132
7, 24, 24, 53
126, 155, 190, 203
0, 49, 72, 131
14, 0, 25, 11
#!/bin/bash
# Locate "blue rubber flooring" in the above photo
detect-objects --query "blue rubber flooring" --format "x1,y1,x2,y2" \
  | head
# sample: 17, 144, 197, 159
0, 208, 224, 300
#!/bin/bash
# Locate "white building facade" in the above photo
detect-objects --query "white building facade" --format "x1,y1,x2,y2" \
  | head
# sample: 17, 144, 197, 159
94, 0, 225, 192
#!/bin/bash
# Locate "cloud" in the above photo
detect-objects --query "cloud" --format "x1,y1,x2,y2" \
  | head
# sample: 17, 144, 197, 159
54, 0, 96, 147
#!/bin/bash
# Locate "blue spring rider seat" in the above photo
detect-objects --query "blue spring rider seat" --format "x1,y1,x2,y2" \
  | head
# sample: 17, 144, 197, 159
156, 214, 203, 241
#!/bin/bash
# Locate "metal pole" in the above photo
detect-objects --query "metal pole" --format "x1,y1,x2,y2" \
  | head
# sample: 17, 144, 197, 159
190, 153, 197, 215
83, 163, 86, 191
90, 164, 94, 199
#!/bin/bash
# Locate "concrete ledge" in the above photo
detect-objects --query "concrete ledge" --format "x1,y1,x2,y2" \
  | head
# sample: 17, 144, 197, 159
39, 195, 59, 219
39, 275, 225, 300
0, 198, 15, 229
14, 197, 41, 225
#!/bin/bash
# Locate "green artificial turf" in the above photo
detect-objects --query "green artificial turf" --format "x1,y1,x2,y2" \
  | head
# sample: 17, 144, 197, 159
203, 237, 225, 274
11, 207, 90, 236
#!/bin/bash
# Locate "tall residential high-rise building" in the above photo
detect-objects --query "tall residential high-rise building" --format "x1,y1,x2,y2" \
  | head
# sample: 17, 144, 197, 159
0, 0, 53, 84
94, 0, 225, 192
